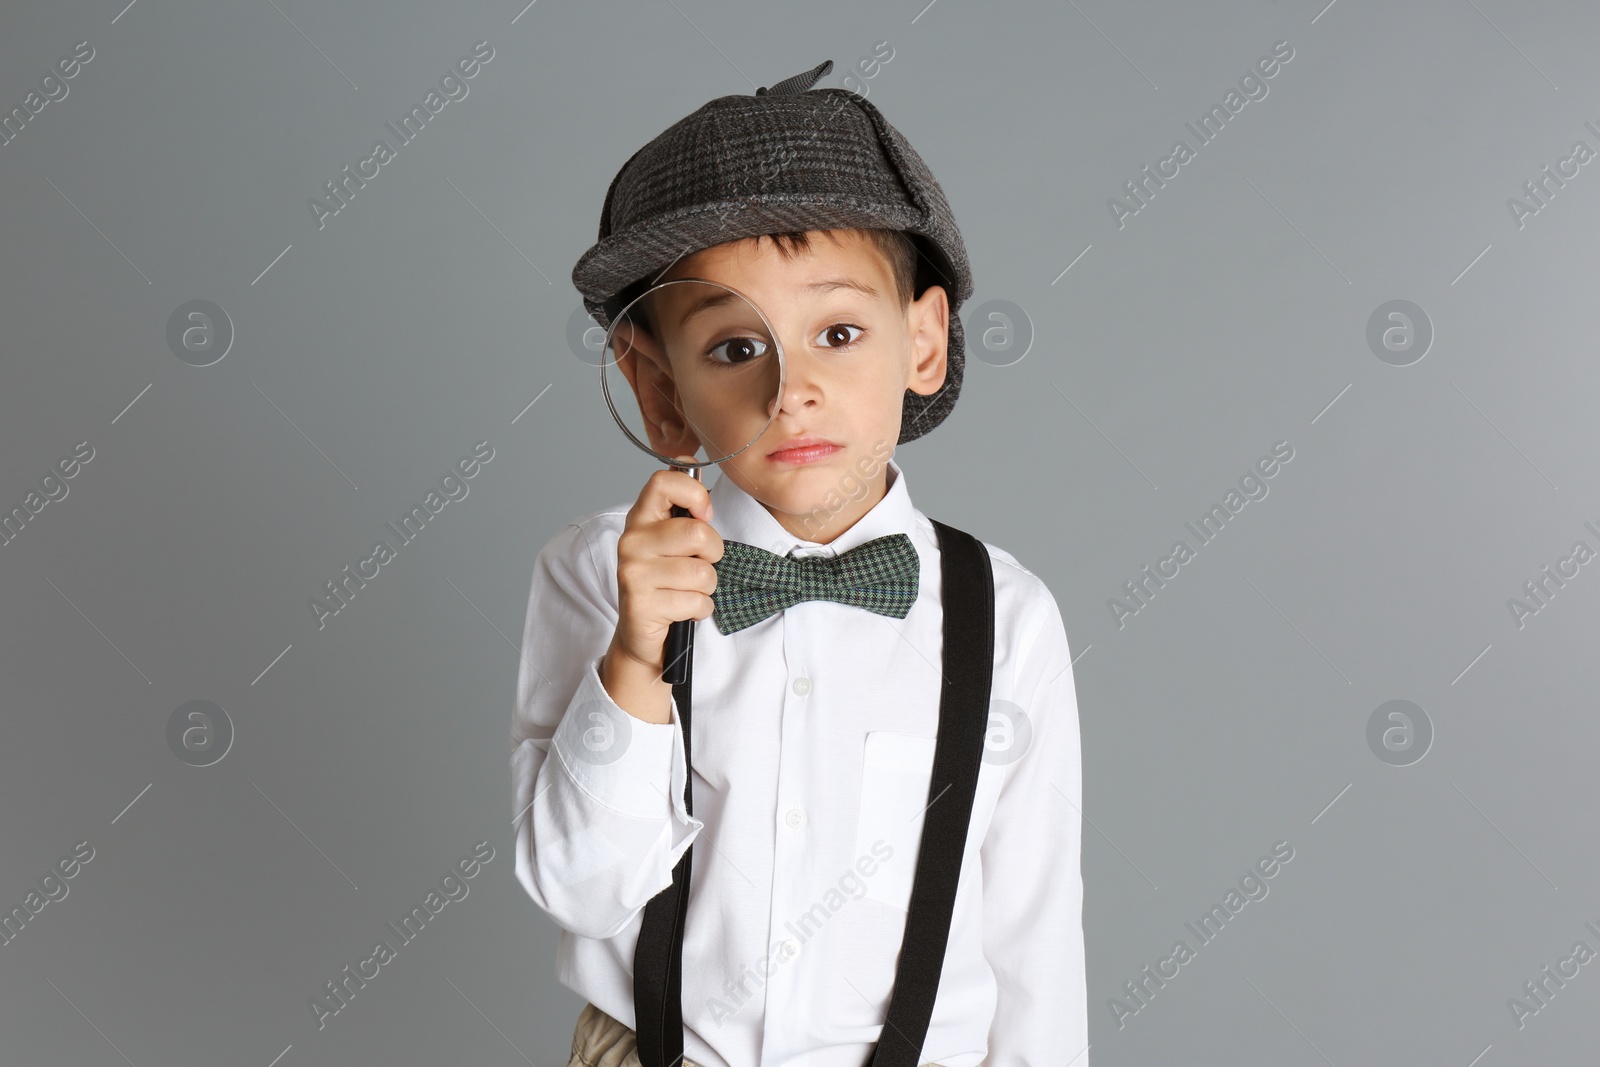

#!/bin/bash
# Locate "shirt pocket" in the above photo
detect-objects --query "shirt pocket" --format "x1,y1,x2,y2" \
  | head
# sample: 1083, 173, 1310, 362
853, 730, 1003, 912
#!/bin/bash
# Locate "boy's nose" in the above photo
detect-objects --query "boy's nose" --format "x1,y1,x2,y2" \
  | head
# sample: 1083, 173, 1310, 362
772, 341, 826, 413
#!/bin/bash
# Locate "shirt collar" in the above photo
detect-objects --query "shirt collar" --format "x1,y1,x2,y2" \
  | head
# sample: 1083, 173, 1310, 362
707, 455, 915, 559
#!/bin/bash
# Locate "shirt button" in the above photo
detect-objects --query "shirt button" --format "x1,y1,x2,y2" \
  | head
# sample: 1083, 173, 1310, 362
778, 938, 801, 961
792, 676, 811, 696
784, 806, 807, 829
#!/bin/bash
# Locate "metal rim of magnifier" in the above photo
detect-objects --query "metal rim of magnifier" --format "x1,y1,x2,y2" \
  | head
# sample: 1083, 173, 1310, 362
598, 278, 788, 470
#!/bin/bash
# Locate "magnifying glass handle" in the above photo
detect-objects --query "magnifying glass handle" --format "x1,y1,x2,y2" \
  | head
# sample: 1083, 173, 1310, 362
661, 465, 701, 686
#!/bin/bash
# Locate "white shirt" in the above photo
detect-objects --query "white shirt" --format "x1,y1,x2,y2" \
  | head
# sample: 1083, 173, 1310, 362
510, 457, 1088, 1067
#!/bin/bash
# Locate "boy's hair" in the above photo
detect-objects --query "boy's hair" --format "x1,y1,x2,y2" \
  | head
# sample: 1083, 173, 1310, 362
745, 228, 920, 309
620, 227, 920, 326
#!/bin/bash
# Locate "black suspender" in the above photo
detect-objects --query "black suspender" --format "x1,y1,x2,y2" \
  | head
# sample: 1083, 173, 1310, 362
634, 519, 996, 1067
867, 519, 996, 1065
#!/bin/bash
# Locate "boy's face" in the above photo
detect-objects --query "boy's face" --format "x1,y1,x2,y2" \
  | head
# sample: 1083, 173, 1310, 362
645, 228, 949, 543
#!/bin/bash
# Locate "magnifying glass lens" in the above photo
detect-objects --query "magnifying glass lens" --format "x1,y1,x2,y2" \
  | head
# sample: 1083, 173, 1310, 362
601, 279, 785, 467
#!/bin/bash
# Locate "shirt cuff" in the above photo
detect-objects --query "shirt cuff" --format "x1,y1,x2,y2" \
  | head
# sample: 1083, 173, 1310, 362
550, 654, 684, 820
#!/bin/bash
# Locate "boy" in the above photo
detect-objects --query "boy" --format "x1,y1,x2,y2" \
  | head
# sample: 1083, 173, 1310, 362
511, 60, 1087, 1067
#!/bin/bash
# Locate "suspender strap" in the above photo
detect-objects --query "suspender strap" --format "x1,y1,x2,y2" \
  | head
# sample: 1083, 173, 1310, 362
633, 519, 995, 1067
866, 519, 995, 1067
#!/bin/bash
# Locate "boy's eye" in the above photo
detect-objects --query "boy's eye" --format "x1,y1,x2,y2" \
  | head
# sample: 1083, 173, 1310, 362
707, 335, 770, 365
816, 323, 864, 348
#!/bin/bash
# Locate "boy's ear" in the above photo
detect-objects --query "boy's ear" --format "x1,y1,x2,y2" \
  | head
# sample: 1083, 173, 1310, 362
612, 322, 700, 455
904, 284, 949, 397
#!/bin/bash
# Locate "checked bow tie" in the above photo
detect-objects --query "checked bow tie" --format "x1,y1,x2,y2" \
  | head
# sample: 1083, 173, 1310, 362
709, 533, 920, 635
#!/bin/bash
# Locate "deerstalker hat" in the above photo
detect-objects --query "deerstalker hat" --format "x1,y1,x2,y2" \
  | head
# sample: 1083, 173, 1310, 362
570, 59, 974, 445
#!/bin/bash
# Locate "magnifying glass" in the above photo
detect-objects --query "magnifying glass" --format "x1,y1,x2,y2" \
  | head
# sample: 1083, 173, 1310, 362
599, 278, 787, 684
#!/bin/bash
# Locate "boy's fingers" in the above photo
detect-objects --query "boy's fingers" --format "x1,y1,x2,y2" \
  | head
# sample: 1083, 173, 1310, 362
637, 463, 713, 524
670, 455, 713, 519
658, 511, 723, 564
671, 456, 716, 521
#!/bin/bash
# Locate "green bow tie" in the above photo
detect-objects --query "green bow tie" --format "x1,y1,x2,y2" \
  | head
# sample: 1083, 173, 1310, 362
710, 533, 920, 635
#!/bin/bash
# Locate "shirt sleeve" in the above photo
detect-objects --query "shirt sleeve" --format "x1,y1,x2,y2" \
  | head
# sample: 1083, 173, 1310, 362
510, 519, 703, 941
980, 582, 1090, 1065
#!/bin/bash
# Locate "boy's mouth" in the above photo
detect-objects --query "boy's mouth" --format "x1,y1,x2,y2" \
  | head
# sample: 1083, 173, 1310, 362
767, 434, 842, 466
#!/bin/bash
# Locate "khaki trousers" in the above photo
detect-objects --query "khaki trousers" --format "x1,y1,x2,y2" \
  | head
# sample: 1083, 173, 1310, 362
566, 1003, 708, 1067
566, 1002, 949, 1067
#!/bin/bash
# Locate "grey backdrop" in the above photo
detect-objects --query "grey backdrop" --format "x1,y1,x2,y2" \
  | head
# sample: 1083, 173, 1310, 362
3, 0, 1598, 1064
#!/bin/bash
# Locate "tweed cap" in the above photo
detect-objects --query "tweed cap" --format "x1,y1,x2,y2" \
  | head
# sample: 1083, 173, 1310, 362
571, 59, 973, 445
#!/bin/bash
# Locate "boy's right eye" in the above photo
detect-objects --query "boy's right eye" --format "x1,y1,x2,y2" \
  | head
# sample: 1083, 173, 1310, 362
708, 336, 770, 365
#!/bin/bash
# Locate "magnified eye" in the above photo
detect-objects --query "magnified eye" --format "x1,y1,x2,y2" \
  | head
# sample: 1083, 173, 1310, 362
708, 335, 770, 365
817, 323, 864, 349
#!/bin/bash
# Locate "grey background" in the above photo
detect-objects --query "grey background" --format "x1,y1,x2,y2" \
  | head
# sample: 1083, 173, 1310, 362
2, 0, 1597, 1064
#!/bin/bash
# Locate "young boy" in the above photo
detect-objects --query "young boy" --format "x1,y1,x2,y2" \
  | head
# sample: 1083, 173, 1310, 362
511, 61, 1087, 1067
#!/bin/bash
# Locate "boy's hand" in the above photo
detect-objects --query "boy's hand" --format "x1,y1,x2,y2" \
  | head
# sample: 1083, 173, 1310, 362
600, 458, 724, 724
